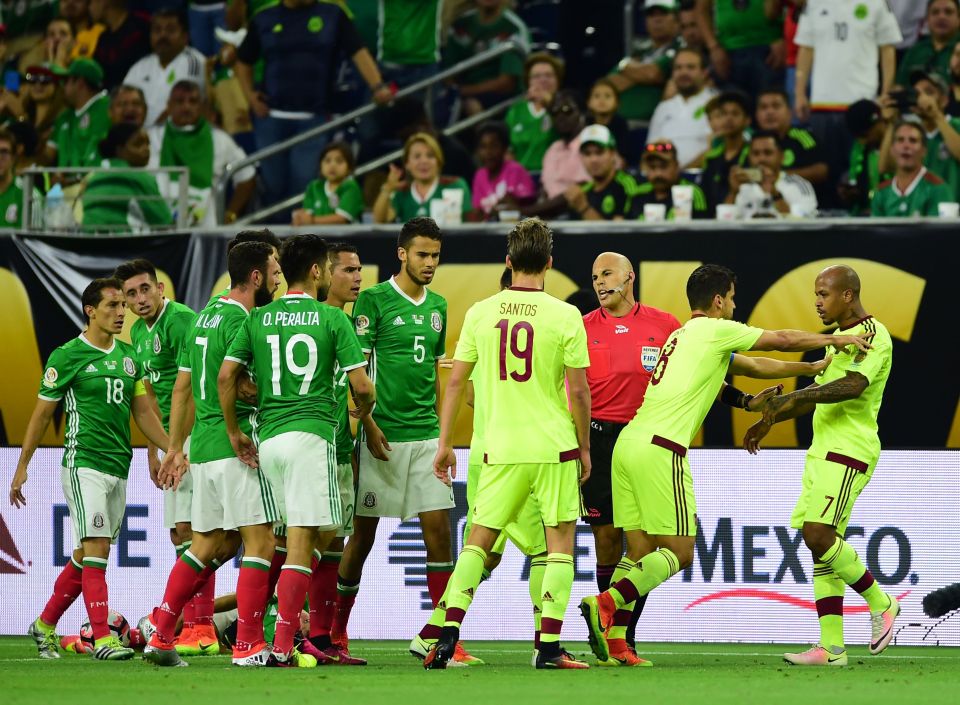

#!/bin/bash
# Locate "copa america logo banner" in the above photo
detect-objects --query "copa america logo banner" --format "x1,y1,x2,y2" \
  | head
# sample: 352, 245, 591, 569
1, 448, 958, 646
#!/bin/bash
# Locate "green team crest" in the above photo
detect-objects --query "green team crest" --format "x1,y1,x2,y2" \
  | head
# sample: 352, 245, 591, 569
308, 16, 324, 32
782, 149, 796, 168
602, 195, 615, 214
854, 3, 868, 19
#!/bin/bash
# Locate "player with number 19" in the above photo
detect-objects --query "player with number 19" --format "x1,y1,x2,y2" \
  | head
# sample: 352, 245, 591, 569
10, 278, 172, 661
222, 234, 375, 667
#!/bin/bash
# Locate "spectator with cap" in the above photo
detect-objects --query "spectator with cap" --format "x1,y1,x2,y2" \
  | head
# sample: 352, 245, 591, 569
879, 70, 960, 199
236, 0, 392, 207
754, 87, 828, 186
646, 47, 717, 167
0, 65, 65, 147
606, 0, 683, 124
82, 122, 173, 231
630, 140, 709, 219
841, 99, 889, 215
564, 124, 638, 220
700, 91, 751, 211
727, 129, 818, 217
123, 8, 206, 126
444, 0, 530, 117
471, 120, 536, 219
505, 52, 563, 172
91, 0, 152, 90
147, 79, 256, 225
540, 89, 590, 199
872, 121, 952, 216
0, 127, 42, 228
49, 57, 111, 167
696, 0, 784, 98
896, 0, 960, 86
794, 0, 901, 192
109, 84, 146, 126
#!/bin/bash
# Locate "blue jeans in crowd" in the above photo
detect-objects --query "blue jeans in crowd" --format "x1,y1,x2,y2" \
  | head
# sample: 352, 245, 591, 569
253, 114, 329, 216
725, 44, 785, 99
188, 3, 226, 57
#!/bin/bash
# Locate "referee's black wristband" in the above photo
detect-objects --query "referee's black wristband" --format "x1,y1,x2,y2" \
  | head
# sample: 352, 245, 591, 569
720, 385, 753, 410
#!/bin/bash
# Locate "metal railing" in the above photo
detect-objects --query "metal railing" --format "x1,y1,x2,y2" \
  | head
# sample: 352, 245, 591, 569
237, 96, 517, 225
214, 39, 526, 223
21, 167, 190, 233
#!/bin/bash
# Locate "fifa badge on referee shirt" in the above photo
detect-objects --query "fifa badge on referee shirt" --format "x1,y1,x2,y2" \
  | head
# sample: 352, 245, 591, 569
641, 346, 660, 372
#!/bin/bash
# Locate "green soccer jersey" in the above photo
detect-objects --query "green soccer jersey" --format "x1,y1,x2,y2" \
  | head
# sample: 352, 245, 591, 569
179, 296, 256, 463
352, 278, 447, 443
377, 0, 442, 64
506, 99, 556, 171
333, 360, 353, 464
617, 37, 680, 122
302, 177, 364, 223
130, 299, 196, 430
207, 287, 231, 307
53, 92, 112, 168
896, 35, 960, 87
444, 9, 530, 86
870, 169, 951, 217
455, 288, 588, 464
226, 293, 367, 445
809, 316, 892, 465
81, 158, 174, 232
629, 316, 763, 448
924, 120, 960, 200
0, 175, 42, 228
390, 177, 472, 223
39, 335, 143, 479
714, 0, 781, 50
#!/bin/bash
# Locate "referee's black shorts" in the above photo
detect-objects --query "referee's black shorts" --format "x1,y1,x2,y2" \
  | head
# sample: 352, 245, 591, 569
581, 418, 627, 526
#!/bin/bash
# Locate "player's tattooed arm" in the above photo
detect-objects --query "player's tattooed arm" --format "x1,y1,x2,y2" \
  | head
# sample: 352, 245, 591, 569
763, 371, 868, 425
237, 370, 258, 405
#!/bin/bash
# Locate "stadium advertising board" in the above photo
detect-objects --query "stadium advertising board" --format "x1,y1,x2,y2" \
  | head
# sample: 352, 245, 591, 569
2, 448, 957, 646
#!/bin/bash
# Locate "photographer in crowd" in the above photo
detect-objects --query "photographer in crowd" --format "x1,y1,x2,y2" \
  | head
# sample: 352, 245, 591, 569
726, 129, 817, 218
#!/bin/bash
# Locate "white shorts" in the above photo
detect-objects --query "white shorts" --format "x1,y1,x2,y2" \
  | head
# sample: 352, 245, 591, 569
163, 437, 193, 529
191, 456, 280, 533
356, 438, 455, 520
336, 462, 355, 538
259, 431, 341, 530
61, 467, 127, 550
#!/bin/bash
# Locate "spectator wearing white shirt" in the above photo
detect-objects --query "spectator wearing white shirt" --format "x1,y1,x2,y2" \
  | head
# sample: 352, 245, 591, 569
727, 129, 818, 217
646, 48, 717, 168
794, 0, 902, 195
123, 8, 206, 126
147, 79, 255, 226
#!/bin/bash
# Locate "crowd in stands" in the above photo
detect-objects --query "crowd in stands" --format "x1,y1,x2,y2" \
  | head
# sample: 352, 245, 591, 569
0, 0, 959, 231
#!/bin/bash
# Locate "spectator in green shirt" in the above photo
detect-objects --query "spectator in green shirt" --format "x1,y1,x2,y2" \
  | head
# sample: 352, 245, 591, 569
697, 0, 784, 99
0, 127, 42, 228
841, 99, 889, 216
49, 57, 111, 168
373, 131, 472, 224
606, 0, 682, 122
871, 121, 952, 216
879, 70, 960, 200
896, 0, 960, 86
292, 140, 364, 225
81, 122, 173, 231
505, 52, 562, 172
444, 0, 530, 117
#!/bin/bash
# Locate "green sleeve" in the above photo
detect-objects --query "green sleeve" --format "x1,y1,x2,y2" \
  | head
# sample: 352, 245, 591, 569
928, 183, 952, 216
870, 189, 883, 216
136, 174, 174, 226
169, 308, 196, 350
338, 179, 364, 221
333, 309, 366, 371
351, 290, 378, 352
434, 303, 447, 359
224, 315, 253, 365
38, 346, 78, 400
177, 338, 192, 371
563, 309, 590, 369
303, 180, 326, 214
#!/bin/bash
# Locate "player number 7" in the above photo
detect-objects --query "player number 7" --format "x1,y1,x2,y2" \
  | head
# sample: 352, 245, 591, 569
819, 495, 835, 519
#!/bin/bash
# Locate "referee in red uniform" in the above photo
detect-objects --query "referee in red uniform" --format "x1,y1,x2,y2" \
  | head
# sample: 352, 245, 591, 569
581, 252, 681, 656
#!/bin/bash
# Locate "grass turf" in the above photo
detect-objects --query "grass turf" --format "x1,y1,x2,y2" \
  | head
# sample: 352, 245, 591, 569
3, 637, 958, 705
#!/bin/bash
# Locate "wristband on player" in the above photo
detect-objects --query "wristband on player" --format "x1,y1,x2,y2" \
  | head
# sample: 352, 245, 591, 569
720, 384, 753, 410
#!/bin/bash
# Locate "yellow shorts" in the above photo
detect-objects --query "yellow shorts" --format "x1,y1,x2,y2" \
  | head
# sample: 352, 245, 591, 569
465, 463, 547, 556
472, 460, 582, 531
791, 452, 875, 532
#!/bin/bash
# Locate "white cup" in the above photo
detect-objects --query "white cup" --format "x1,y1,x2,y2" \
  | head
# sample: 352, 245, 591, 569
644, 203, 667, 222
790, 202, 812, 218
938, 201, 959, 218
441, 188, 464, 225
498, 209, 520, 223
671, 184, 694, 221
715, 204, 739, 221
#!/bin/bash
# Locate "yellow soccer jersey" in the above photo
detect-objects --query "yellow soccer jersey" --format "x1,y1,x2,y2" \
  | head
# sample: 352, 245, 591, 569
455, 288, 589, 464
629, 315, 764, 448
809, 316, 892, 465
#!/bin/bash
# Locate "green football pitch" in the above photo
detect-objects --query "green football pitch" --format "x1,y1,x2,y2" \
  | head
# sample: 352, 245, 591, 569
2, 638, 958, 705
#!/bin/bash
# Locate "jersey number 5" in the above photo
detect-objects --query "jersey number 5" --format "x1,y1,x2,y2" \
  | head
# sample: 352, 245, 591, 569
495, 319, 534, 382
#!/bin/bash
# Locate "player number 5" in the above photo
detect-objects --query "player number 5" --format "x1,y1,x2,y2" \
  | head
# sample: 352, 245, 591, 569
413, 335, 426, 363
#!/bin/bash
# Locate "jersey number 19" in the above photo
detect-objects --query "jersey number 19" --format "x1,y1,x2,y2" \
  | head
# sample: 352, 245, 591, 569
496, 319, 534, 382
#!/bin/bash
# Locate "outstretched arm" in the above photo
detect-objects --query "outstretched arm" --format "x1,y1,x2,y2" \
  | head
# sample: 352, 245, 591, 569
730, 353, 832, 379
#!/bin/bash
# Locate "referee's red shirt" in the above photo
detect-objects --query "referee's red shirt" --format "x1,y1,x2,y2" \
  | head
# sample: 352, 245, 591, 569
583, 303, 682, 424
